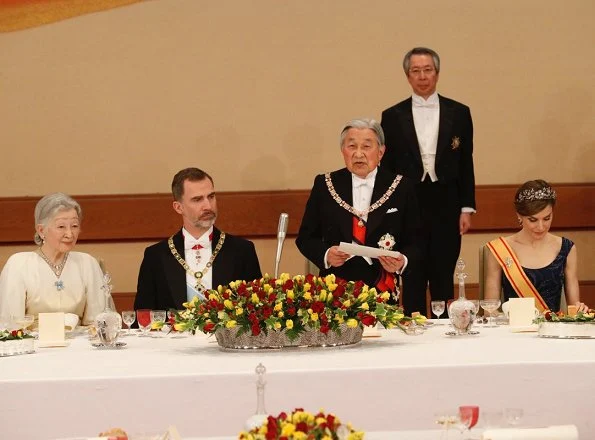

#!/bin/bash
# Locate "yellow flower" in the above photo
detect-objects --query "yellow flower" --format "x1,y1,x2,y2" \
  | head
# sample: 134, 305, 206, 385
310, 313, 319, 322
286, 319, 294, 329
258, 424, 267, 434
342, 299, 351, 308
229, 281, 236, 289
316, 417, 326, 426
251, 293, 260, 304
286, 290, 294, 300
327, 283, 337, 292
281, 423, 296, 436
274, 303, 283, 311
324, 274, 336, 284
225, 320, 237, 328
319, 289, 327, 301
358, 291, 368, 301
346, 318, 358, 328
381, 292, 390, 301
224, 299, 234, 310
274, 322, 282, 330
348, 432, 365, 440
236, 307, 244, 315
174, 322, 189, 331
293, 433, 307, 440
277, 311, 284, 318
304, 291, 312, 301
208, 293, 219, 301
304, 283, 311, 292
335, 315, 344, 324
268, 287, 274, 294
360, 302, 369, 311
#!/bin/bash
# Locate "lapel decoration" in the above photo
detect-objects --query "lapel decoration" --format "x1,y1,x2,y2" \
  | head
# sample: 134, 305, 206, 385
451, 136, 461, 150
378, 233, 395, 251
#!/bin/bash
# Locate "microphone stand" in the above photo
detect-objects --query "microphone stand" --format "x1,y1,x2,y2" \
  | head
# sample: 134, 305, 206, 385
274, 213, 288, 278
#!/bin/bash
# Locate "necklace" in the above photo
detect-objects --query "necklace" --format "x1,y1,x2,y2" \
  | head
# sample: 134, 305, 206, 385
38, 249, 69, 291
168, 232, 226, 295
324, 173, 402, 226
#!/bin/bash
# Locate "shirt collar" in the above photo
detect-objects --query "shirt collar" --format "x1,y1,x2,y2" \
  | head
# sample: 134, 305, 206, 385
183, 226, 214, 249
412, 92, 439, 108
352, 167, 378, 188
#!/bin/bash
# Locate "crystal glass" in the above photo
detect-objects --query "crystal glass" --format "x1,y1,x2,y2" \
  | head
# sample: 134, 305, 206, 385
150, 310, 166, 337
94, 273, 122, 347
137, 309, 152, 337
13, 314, 34, 330
121, 311, 136, 335
448, 259, 476, 334
504, 408, 523, 426
480, 299, 501, 327
431, 300, 446, 323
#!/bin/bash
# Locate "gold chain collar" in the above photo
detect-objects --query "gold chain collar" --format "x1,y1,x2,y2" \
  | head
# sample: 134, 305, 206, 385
324, 173, 402, 221
168, 232, 226, 292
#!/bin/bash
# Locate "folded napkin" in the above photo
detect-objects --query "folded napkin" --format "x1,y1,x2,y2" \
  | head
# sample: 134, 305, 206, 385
482, 425, 578, 440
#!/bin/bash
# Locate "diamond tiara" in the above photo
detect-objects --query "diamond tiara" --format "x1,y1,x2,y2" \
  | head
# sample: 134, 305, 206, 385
515, 187, 556, 203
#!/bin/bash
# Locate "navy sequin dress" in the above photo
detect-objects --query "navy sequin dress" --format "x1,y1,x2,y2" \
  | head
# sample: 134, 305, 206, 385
502, 237, 574, 312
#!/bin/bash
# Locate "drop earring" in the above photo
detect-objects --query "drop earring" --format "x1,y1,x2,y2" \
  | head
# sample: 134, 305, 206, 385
517, 218, 522, 227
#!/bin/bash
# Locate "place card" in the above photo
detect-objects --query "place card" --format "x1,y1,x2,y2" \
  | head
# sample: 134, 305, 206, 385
509, 298, 536, 327
38, 312, 68, 347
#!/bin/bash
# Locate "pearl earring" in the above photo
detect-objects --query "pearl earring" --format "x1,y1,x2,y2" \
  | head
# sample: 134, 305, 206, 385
517, 218, 522, 226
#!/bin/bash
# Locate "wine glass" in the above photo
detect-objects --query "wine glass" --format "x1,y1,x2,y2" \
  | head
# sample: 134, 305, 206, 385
458, 405, 479, 439
431, 300, 446, 324
479, 299, 501, 327
121, 310, 136, 335
13, 314, 35, 331
504, 408, 523, 426
150, 310, 166, 337
137, 309, 152, 337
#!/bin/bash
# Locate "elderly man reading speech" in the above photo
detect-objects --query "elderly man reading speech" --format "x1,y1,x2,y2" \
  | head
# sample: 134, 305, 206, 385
296, 119, 422, 308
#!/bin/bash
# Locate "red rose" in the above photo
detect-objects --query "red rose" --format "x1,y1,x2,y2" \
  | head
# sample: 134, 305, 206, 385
268, 293, 277, 303
326, 414, 336, 427
320, 324, 330, 334
287, 307, 296, 316
360, 314, 376, 326
283, 279, 294, 290
262, 306, 273, 319
333, 285, 345, 297
279, 412, 288, 420
203, 322, 215, 333
311, 301, 325, 314
295, 422, 308, 432
251, 323, 261, 336
222, 291, 230, 300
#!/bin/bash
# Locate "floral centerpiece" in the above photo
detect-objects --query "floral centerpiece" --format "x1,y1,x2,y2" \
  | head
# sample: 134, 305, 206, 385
0, 328, 35, 357
174, 273, 425, 349
239, 408, 364, 440
534, 309, 595, 323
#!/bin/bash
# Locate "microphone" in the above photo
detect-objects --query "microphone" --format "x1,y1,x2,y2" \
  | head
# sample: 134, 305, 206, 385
274, 213, 289, 278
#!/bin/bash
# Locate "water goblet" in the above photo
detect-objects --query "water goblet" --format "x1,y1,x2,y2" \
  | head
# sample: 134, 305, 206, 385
504, 407, 523, 426
14, 314, 35, 331
431, 300, 446, 324
137, 309, 152, 337
121, 310, 136, 335
150, 310, 167, 337
479, 299, 501, 327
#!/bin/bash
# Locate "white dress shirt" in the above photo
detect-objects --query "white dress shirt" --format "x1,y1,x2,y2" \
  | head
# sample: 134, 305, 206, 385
412, 92, 440, 183
183, 227, 213, 300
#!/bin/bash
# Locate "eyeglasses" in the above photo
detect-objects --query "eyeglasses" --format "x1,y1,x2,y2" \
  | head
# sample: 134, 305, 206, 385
409, 67, 435, 77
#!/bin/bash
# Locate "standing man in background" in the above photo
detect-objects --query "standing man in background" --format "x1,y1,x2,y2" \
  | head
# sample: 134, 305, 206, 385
380, 47, 476, 315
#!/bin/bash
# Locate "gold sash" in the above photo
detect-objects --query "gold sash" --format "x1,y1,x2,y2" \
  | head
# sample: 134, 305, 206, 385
486, 237, 548, 312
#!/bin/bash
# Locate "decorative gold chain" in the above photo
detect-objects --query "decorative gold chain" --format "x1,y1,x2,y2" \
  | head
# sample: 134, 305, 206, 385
168, 232, 226, 290
37, 249, 69, 278
324, 173, 402, 220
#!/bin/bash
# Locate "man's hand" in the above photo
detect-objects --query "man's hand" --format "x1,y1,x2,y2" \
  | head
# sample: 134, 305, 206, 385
326, 246, 350, 267
459, 212, 472, 235
378, 255, 405, 273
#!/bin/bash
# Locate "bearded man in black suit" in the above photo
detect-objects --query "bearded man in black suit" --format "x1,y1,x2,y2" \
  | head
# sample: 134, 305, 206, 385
296, 119, 421, 304
134, 168, 262, 311
380, 47, 476, 315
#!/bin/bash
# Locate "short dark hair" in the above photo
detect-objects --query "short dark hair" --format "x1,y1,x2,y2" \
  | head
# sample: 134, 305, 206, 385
403, 47, 441, 74
514, 179, 556, 216
171, 168, 214, 201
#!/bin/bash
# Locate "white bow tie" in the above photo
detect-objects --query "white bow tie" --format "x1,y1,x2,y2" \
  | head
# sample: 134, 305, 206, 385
353, 176, 374, 189
413, 99, 438, 109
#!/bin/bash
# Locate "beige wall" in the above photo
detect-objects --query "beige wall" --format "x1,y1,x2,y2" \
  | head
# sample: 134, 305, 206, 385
1, 0, 594, 290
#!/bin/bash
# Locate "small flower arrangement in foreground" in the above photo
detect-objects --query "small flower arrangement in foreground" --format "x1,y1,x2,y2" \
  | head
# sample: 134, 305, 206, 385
174, 273, 425, 340
0, 329, 33, 341
239, 408, 364, 440
534, 309, 595, 324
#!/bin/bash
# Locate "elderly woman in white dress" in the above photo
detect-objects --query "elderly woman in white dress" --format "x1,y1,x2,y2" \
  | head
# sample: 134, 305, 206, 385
0, 193, 107, 325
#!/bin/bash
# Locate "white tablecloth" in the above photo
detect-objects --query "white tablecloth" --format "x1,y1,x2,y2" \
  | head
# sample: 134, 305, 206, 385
2, 324, 593, 439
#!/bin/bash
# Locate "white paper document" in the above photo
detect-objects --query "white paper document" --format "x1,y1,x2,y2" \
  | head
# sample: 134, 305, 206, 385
338, 242, 402, 259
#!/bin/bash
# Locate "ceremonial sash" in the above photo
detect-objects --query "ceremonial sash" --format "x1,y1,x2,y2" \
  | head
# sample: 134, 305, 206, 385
486, 238, 548, 312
